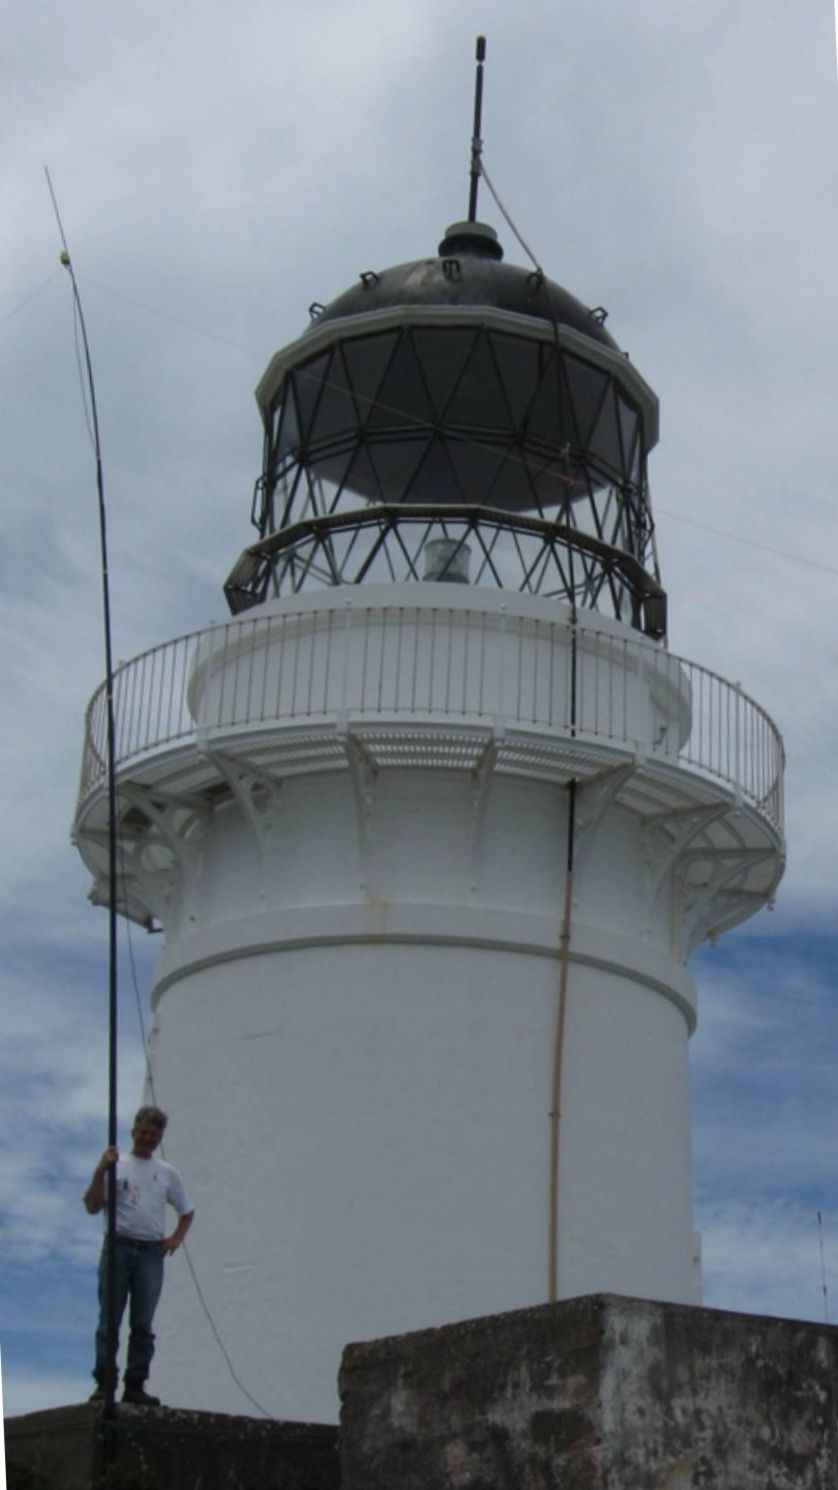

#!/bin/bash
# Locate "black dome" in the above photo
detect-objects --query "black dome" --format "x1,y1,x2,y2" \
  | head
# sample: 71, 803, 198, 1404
313, 221, 620, 354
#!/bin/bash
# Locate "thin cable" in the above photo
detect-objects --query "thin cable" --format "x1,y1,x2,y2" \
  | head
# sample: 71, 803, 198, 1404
45, 167, 121, 1435
79, 273, 259, 358
0, 268, 62, 333
122, 900, 274, 1419
656, 505, 838, 579
177, 1248, 274, 1420
479, 157, 542, 273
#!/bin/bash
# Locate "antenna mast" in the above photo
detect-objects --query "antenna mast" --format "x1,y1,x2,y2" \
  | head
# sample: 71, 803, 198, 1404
467, 35, 487, 222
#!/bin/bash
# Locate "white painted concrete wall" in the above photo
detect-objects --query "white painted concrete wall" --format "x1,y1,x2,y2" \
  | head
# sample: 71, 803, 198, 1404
146, 679, 700, 1421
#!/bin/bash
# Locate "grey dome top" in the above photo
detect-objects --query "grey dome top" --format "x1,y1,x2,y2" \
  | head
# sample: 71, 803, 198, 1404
312, 221, 621, 353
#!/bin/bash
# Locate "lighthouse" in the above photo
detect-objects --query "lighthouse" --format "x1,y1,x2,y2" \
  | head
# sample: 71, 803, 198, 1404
73, 188, 784, 1418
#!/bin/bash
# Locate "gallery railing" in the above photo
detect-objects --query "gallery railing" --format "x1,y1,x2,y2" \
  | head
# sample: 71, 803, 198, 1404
77, 599, 784, 831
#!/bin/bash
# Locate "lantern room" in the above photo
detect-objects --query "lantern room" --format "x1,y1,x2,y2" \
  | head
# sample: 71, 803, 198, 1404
225, 220, 666, 637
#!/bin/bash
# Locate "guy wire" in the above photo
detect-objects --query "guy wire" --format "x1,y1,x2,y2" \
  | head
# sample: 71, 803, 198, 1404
0, 268, 62, 332
122, 893, 274, 1419
45, 166, 121, 1433
479, 156, 542, 274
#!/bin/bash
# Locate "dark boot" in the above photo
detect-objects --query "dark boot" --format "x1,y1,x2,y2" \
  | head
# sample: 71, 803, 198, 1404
122, 1381, 161, 1406
89, 1371, 113, 1403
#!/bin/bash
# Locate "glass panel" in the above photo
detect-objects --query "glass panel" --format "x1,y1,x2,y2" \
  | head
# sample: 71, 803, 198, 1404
522, 348, 569, 452
527, 454, 576, 516
444, 331, 512, 431
368, 332, 434, 431
490, 333, 541, 426
306, 447, 354, 500
285, 465, 328, 524
366, 437, 427, 500
565, 490, 601, 540
341, 443, 383, 504
564, 354, 609, 449
293, 353, 332, 443
484, 444, 534, 512
274, 385, 301, 460
342, 333, 399, 425
603, 499, 630, 552
308, 344, 359, 447
407, 437, 462, 504
617, 394, 639, 473
275, 459, 307, 530
445, 436, 510, 505
589, 384, 623, 482
411, 328, 477, 420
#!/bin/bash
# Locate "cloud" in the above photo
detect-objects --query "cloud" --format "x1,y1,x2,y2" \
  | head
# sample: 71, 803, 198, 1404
0, 965, 148, 1265
2, 0, 837, 1416
3, 1365, 92, 1419
699, 1197, 838, 1325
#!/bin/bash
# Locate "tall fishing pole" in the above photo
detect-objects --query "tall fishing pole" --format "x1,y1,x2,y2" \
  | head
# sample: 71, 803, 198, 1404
45, 169, 121, 1430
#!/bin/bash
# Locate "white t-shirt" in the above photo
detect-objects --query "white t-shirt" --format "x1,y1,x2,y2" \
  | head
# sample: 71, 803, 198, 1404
105, 1154, 193, 1241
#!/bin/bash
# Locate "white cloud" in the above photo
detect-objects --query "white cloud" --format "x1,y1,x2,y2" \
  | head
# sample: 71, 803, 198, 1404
700, 1198, 838, 1325
3, 1364, 92, 1419
0, 972, 147, 1264
2, 0, 837, 1412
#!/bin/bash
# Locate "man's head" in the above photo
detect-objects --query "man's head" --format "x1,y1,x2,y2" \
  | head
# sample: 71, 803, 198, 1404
131, 1106, 167, 1158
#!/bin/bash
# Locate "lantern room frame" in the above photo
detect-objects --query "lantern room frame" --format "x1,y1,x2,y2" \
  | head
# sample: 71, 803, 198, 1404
225, 295, 665, 637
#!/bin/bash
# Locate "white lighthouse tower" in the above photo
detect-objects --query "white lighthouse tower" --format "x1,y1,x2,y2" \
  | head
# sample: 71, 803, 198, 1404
74, 201, 784, 1419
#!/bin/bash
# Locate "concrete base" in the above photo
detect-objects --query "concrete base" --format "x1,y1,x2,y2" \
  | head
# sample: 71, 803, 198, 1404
339, 1294, 838, 1489
8, 1296, 837, 1488
4, 1402, 340, 1490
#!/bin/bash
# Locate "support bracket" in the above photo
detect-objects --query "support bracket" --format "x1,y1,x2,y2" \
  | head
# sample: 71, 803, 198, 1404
642, 801, 732, 924
680, 846, 777, 952
114, 782, 212, 927
195, 740, 283, 879
572, 760, 638, 886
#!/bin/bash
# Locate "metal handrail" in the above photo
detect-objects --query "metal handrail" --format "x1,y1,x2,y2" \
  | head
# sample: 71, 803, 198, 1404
77, 602, 784, 831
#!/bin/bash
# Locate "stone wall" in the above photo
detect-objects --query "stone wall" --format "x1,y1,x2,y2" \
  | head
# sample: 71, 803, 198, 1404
4, 1402, 340, 1490
8, 1296, 838, 1489
339, 1294, 838, 1489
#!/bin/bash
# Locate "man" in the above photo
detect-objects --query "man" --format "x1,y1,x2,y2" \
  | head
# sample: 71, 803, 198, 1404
84, 1105, 194, 1406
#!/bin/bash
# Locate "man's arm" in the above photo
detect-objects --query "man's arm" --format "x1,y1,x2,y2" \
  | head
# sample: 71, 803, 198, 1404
162, 1210, 195, 1255
83, 1147, 118, 1214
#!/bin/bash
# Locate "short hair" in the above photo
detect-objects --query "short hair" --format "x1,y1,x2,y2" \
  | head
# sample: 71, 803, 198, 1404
133, 1105, 168, 1131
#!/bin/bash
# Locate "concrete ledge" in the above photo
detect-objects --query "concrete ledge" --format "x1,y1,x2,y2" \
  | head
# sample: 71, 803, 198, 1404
5, 1401, 340, 1490
9, 1297, 837, 1488
338, 1293, 838, 1489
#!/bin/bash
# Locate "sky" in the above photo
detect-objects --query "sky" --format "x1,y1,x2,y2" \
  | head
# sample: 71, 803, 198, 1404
2, 0, 838, 1421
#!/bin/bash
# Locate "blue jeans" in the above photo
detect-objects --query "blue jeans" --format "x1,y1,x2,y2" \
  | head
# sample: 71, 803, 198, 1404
94, 1236, 165, 1387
